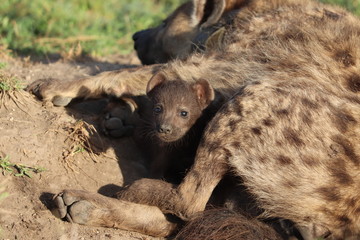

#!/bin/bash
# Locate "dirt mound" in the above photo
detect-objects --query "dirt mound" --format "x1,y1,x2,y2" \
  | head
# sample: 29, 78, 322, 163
0, 54, 161, 239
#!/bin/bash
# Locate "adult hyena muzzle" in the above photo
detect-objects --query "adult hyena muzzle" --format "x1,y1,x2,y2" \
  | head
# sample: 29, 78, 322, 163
132, 28, 171, 65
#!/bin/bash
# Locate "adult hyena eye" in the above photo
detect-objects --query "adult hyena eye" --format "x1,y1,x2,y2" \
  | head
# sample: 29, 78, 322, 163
180, 111, 188, 118
153, 105, 162, 114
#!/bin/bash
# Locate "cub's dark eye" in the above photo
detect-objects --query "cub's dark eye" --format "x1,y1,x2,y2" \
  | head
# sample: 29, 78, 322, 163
153, 105, 162, 114
180, 111, 188, 118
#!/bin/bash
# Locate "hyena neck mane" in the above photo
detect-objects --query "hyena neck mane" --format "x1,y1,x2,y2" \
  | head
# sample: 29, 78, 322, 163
146, 72, 224, 148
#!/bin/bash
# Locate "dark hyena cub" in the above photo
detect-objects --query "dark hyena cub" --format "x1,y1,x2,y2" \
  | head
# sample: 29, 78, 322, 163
102, 72, 224, 182
143, 72, 224, 182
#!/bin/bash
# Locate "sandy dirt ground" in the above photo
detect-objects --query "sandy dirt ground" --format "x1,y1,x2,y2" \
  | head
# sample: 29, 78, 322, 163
0, 53, 163, 240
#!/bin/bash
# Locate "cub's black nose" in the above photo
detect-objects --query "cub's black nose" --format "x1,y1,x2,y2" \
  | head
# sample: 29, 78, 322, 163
157, 125, 172, 134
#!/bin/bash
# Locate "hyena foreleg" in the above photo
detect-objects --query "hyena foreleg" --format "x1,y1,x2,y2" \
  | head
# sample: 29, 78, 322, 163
27, 64, 162, 106
117, 122, 230, 219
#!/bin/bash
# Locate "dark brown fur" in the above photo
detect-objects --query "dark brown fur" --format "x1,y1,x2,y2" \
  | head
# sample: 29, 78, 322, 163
144, 77, 222, 181
175, 209, 281, 240
133, 0, 250, 65
28, 0, 360, 239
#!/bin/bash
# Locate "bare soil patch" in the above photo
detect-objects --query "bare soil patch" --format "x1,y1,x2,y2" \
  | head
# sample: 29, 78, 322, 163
0, 54, 161, 240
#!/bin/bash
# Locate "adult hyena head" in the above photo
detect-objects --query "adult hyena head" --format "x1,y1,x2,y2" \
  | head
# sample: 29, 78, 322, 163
132, 0, 247, 65
146, 72, 214, 143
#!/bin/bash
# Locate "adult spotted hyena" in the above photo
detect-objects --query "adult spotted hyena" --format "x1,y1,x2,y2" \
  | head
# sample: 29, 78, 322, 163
28, 0, 360, 239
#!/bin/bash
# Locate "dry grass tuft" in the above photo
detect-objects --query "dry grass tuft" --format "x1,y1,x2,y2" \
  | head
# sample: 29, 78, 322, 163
0, 71, 27, 112
62, 120, 104, 171
0, 45, 13, 62
60, 42, 90, 62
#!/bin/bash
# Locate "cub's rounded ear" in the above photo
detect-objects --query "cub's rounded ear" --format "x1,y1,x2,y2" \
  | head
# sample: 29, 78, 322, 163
146, 72, 167, 94
192, 79, 215, 108
191, 0, 226, 28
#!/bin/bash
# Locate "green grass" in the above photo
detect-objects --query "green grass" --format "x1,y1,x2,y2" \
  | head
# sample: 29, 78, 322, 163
0, 73, 23, 92
0, 192, 8, 202
0, 179, 8, 238
0, 0, 358, 57
320, 0, 360, 15
0, 155, 45, 178
0, 63, 7, 69
0, 156, 13, 175
0, 0, 184, 57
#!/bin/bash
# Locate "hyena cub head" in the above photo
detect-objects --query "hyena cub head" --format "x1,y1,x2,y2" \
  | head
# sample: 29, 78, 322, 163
146, 72, 214, 143
133, 0, 245, 65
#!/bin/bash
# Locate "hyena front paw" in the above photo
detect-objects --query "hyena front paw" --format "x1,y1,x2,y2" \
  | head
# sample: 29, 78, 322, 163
102, 112, 135, 138
101, 98, 140, 138
52, 190, 97, 225
27, 78, 74, 106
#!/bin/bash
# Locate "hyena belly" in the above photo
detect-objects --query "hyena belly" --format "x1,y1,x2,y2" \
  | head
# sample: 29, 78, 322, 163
203, 80, 360, 238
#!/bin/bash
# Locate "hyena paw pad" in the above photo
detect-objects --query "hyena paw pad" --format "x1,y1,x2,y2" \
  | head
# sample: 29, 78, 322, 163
53, 191, 94, 224
102, 112, 135, 138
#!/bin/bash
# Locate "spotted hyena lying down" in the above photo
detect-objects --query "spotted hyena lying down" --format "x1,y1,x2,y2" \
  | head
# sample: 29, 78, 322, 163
28, 0, 360, 239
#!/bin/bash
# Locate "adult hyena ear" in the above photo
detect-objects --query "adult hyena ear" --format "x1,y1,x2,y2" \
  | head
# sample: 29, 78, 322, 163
146, 72, 167, 94
192, 79, 215, 109
191, 0, 226, 28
